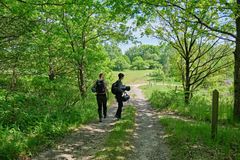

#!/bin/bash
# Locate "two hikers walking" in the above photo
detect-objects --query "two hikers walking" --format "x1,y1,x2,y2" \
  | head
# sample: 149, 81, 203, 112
92, 73, 130, 122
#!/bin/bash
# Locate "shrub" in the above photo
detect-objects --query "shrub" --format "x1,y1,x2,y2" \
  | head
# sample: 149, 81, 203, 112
150, 90, 233, 123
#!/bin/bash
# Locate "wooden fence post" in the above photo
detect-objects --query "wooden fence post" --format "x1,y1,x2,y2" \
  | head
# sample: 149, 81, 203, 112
211, 89, 219, 139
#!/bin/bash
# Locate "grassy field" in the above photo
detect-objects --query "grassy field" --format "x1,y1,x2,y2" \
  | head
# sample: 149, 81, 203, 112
111, 70, 153, 84
140, 82, 182, 98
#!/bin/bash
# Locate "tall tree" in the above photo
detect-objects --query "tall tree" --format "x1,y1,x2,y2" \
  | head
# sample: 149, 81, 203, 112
136, 0, 240, 119
57, 1, 130, 97
144, 2, 232, 103
0, 0, 38, 90
162, 0, 240, 119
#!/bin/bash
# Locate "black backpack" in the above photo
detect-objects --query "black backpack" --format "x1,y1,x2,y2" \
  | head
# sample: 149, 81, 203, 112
96, 80, 105, 94
111, 81, 118, 95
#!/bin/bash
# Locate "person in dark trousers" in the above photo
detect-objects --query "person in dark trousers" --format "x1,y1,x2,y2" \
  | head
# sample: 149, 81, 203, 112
94, 73, 108, 122
115, 73, 125, 120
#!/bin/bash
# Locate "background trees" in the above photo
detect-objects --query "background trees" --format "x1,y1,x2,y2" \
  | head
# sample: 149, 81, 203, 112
124, 44, 172, 71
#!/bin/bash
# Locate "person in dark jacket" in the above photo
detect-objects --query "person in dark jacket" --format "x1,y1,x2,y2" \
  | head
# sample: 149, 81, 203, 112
114, 73, 125, 120
94, 73, 108, 122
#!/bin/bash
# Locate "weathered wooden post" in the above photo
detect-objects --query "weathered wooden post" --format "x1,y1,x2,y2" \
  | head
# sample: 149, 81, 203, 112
211, 89, 219, 139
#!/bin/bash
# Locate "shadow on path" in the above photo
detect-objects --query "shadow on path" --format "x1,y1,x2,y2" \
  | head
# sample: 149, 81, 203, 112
126, 84, 170, 160
33, 84, 170, 160
33, 103, 118, 160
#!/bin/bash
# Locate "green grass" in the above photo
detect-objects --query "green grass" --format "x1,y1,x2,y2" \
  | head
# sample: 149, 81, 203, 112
112, 70, 153, 84
140, 83, 181, 98
95, 106, 136, 160
140, 82, 239, 160
0, 72, 120, 159
0, 77, 100, 160
160, 117, 240, 160
141, 83, 234, 123
149, 90, 233, 123
0, 97, 98, 160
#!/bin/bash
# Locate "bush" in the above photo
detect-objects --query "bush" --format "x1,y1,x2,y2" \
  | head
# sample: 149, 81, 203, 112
148, 68, 165, 81
149, 90, 183, 110
0, 75, 99, 159
149, 90, 233, 123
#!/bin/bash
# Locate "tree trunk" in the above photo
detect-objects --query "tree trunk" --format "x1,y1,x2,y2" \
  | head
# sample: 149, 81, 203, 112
78, 34, 87, 98
184, 58, 191, 104
234, 0, 240, 120
78, 59, 86, 98
48, 63, 55, 81
11, 66, 17, 90
48, 49, 55, 81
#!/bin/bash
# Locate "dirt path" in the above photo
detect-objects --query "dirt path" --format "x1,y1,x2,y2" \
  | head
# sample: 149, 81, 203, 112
127, 84, 170, 160
33, 102, 119, 160
33, 84, 170, 160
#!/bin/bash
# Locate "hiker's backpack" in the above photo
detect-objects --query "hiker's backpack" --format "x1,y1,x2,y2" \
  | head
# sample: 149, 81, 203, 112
111, 81, 118, 95
96, 80, 105, 94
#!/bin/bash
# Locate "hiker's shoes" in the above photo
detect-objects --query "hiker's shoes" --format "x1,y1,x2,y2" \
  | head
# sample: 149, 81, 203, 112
114, 115, 121, 121
99, 118, 102, 122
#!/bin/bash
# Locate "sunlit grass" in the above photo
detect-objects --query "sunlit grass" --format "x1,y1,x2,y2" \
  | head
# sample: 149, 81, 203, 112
0, 96, 98, 159
140, 83, 181, 98
95, 106, 136, 160
160, 117, 240, 160
141, 83, 234, 123
111, 70, 153, 84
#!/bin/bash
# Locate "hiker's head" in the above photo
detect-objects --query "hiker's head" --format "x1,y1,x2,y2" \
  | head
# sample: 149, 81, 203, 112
118, 73, 124, 80
99, 73, 104, 79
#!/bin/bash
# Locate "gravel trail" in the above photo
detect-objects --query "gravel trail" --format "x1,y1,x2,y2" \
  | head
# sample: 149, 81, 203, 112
33, 84, 170, 160
33, 102, 119, 160
127, 84, 170, 160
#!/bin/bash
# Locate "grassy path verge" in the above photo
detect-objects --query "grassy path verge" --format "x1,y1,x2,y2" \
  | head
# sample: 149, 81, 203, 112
140, 83, 240, 160
95, 106, 136, 160
160, 117, 240, 160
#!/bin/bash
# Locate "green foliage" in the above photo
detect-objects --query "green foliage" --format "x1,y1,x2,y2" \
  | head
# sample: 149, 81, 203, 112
112, 55, 131, 71
141, 0, 233, 104
131, 56, 149, 70
148, 67, 165, 81
104, 43, 123, 60
149, 90, 183, 110
0, 1, 133, 158
149, 90, 234, 123
146, 60, 161, 69
0, 73, 101, 159
160, 117, 240, 160
0, 94, 98, 159
104, 44, 131, 71
95, 106, 136, 160
125, 44, 174, 71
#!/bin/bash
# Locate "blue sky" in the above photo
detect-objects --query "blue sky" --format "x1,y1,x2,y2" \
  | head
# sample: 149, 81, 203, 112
119, 35, 159, 53
118, 19, 160, 53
